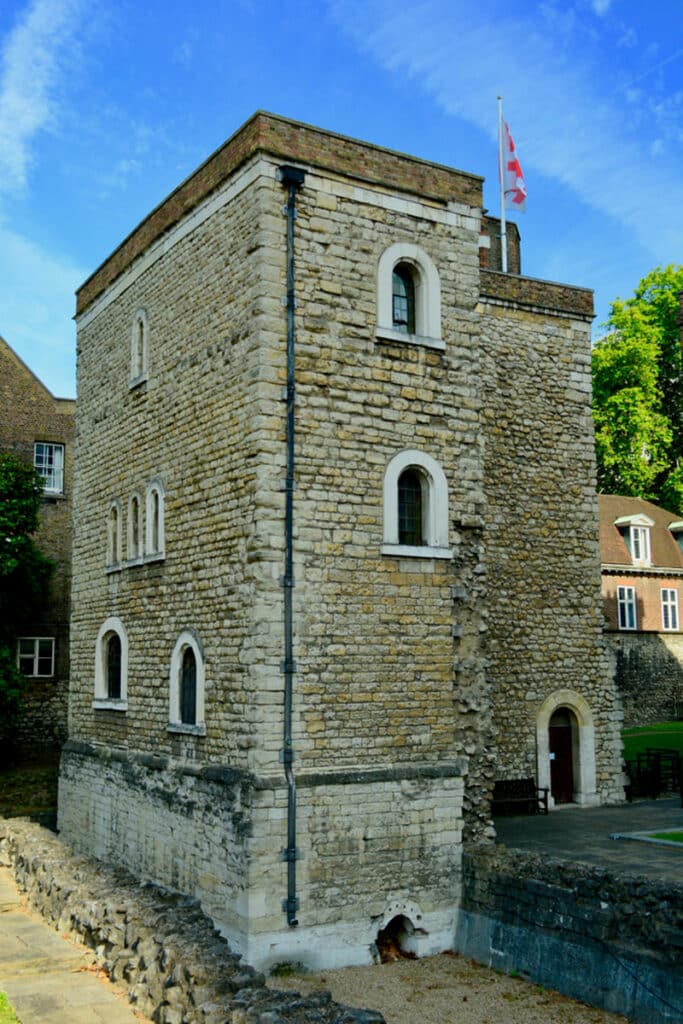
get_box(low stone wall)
[608,632,683,726]
[0,819,384,1024]
[457,844,683,1024]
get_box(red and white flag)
[502,121,527,212]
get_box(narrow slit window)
[392,264,415,334]
[107,633,122,699]
[398,469,423,545]
[180,647,197,725]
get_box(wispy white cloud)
[0,0,85,193]
[590,0,612,15]
[327,0,683,259]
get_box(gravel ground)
[268,952,631,1024]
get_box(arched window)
[94,616,128,708]
[392,264,416,334]
[127,492,143,562]
[180,648,197,725]
[382,450,451,559]
[106,500,122,568]
[130,308,148,385]
[145,480,165,559]
[107,633,122,700]
[376,243,442,350]
[168,631,206,734]
[398,468,424,545]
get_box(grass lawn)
[0,761,58,818]
[0,992,20,1024]
[650,831,683,843]
[622,721,683,761]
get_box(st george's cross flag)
[502,120,527,212]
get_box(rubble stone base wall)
[0,819,384,1024]
[456,845,683,1024]
[59,742,466,970]
[608,633,683,726]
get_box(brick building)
[59,113,624,970]
[0,336,74,750]
[600,493,683,724]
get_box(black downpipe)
[279,164,305,927]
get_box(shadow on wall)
[613,633,683,725]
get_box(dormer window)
[614,513,654,567]
[670,521,683,554]
[629,525,651,565]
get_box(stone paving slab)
[494,796,683,883]
[0,866,147,1024]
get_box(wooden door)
[549,709,574,804]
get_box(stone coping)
[76,111,483,316]
[63,739,467,791]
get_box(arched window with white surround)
[127,492,143,562]
[145,479,165,559]
[130,308,148,386]
[168,631,206,734]
[376,243,443,350]
[382,450,451,559]
[94,616,128,708]
[106,500,122,569]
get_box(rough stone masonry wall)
[457,844,683,1024]
[70,164,271,765]
[0,818,384,1024]
[478,292,624,800]
[608,632,683,726]
[59,740,467,970]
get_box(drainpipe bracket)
[281,847,302,862]
[280,659,297,673]
[282,896,300,915]
[279,748,296,764]
[279,575,295,588]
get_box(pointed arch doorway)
[548,707,576,804]
[536,690,599,807]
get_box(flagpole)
[497,96,508,273]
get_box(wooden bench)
[491,778,549,816]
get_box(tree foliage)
[592,265,683,514]
[0,453,53,744]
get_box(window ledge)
[375,326,445,351]
[105,563,122,574]
[92,699,128,711]
[123,556,144,568]
[129,374,148,391]
[381,543,452,560]
[167,722,206,736]
[144,551,165,564]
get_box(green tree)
[0,454,53,749]
[592,265,683,514]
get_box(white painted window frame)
[376,242,443,351]
[34,441,65,494]
[661,588,679,631]
[130,308,148,387]
[381,449,451,560]
[145,479,165,560]
[168,630,206,735]
[93,616,128,710]
[617,585,637,630]
[630,525,651,566]
[17,636,55,677]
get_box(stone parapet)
[480,269,594,318]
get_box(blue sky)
[1,0,681,398]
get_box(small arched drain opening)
[376,914,418,962]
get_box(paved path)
[494,796,683,883]
[0,867,147,1024]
